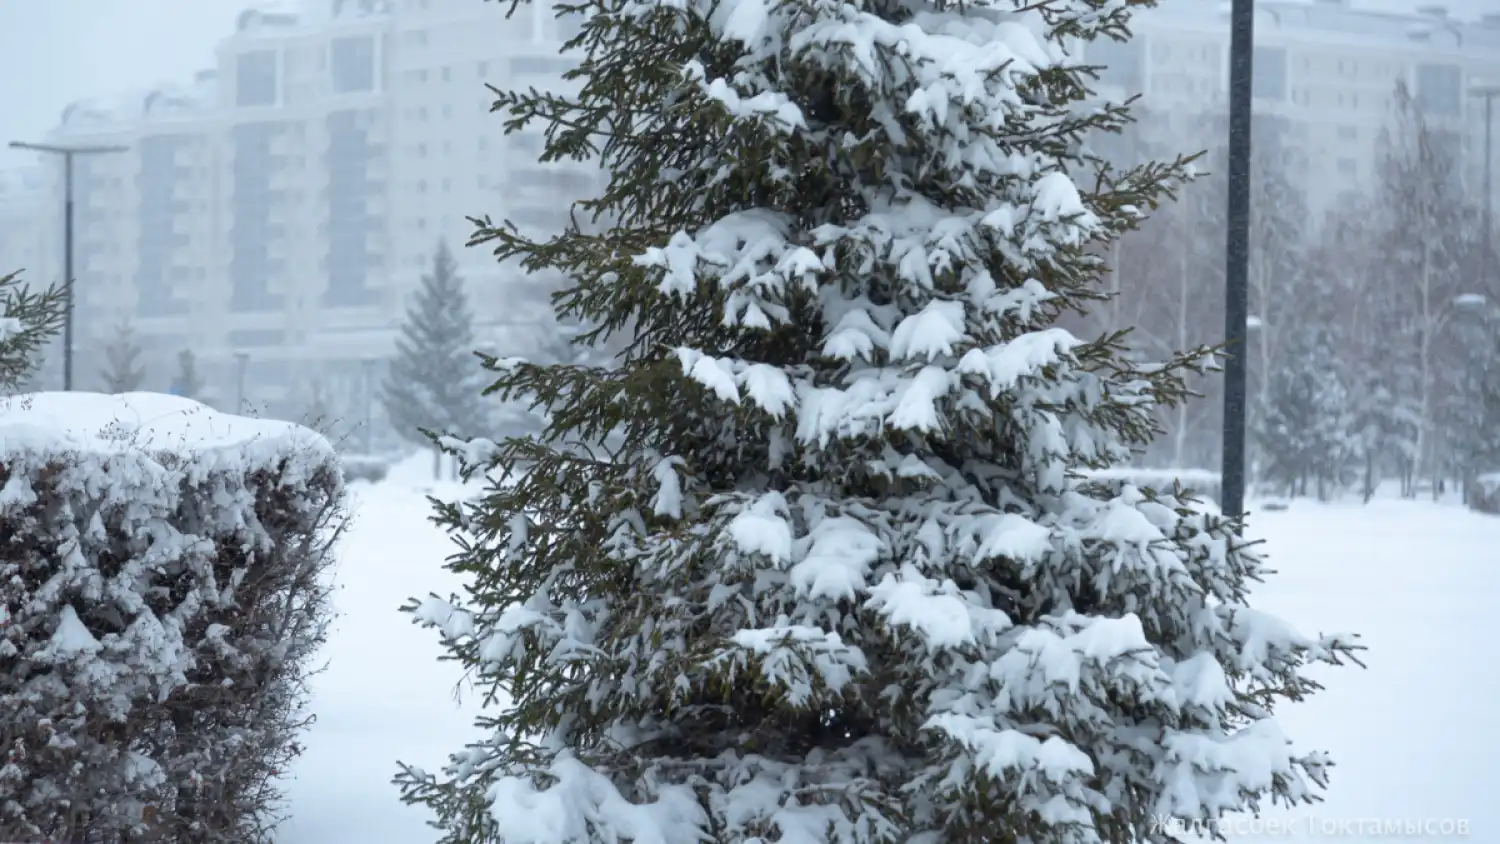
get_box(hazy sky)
[0,0,245,167]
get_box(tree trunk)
[1362,450,1375,503]
[1171,208,1190,467]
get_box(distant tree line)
[1079,79,1499,502]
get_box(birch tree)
[1370,81,1473,495]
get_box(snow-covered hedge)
[1468,473,1500,515]
[0,392,344,843]
[341,451,393,484]
[1081,466,1222,506]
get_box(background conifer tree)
[171,348,203,400]
[0,271,65,393]
[382,241,492,476]
[99,320,147,393]
[399,0,1363,840]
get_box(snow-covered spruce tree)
[0,270,66,392]
[100,319,147,393]
[399,0,1362,840]
[1253,324,1353,499]
[383,240,492,475]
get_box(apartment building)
[1087,1,1500,218]
[13,0,596,418]
[0,166,52,292]
[0,166,62,389]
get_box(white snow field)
[277,456,485,844]
[278,472,1500,843]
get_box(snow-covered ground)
[277,457,485,844]
[278,471,1500,842]
[1213,498,1499,842]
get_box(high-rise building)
[13,0,598,417]
[1088,1,1500,217]
[0,165,52,293]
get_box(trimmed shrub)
[1468,473,1500,515]
[0,391,343,843]
[340,453,392,484]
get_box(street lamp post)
[8,140,129,391]
[1221,0,1257,519]
[1470,84,1498,299]
[361,358,377,453]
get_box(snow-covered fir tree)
[0,271,65,392]
[1253,324,1353,499]
[1441,303,1500,497]
[99,320,147,393]
[382,240,491,473]
[171,348,204,400]
[399,0,1363,840]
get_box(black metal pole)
[9,142,127,392]
[363,359,376,453]
[62,153,75,392]
[1484,93,1493,295]
[1221,0,1255,519]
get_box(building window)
[1337,125,1357,141]
[330,35,377,93]
[1085,36,1144,92]
[1251,114,1291,153]
[1431,130,1463,168]
[1337,158,1357,176]
[405,29,427,46]
[1414,63,1462,117]
[555,9,586,42]
[441,65,451,82]
[509,55,577,76]
[1252,46,1287,102]
[235,50,279,107]
[508,132,545,156]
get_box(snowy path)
[277,483,1500,842]
[277,478,482,844]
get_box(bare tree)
[1369,81,1476,495]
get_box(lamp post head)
[7,140,129,155]
[1453,293,1489,313]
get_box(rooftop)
[1137,0,1500,54]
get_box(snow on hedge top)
[0,391,334,471]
